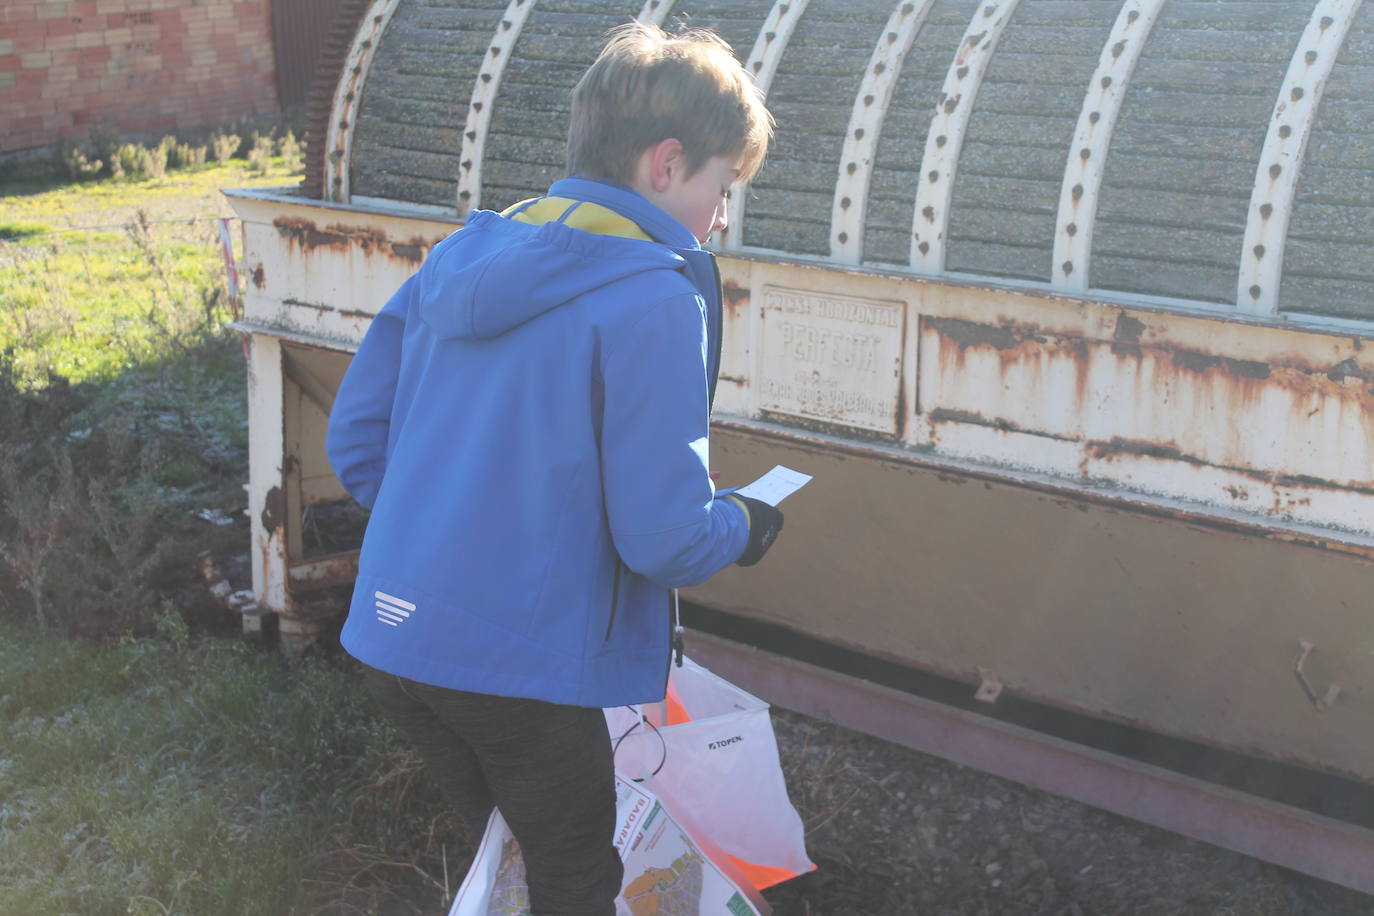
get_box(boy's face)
[636,145,743,243]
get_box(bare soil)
[761,708,1372,916]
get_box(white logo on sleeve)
[375,590,417,627]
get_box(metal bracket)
[975,666,1003,703]
[1294,640,1340,712]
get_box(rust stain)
[289,551,359,589]
[1171,348,1270,381]
[925,315,1026,350]
[718,374,749,386]
[722,280,750,319]
[1089,437,1209,467]
[272,218,440,264]
[1113,312,1145,343]
[931,407,1075,442]
[260,485,286,533]
[251,263,266,289]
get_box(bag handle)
[611,708,667,782]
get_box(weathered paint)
[688,423,1374,785]
[229,187,1374,788]
[227,189,456,348]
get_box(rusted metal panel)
[687,423,1374,784]
[717,254,1374,541]
[685,631,1374,897]
[226,189,457,347]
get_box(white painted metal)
[1052,0,1166,293]
[1237,0,1365,315]
[323,0,401,203]
[909,0,1022,271]
[228,188,1374,546]
[455,0,539,219]
[830,0,934,265]
[247,332,290,613]
[635,0,675,27]
[717,0,810,252]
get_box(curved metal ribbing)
[717,0,810,251]
[301,0,372,200]
[455,0,539,219]
[1237,0,1365,314]
[323,0,401,203]
[1051,0,1166,293]
[829,0,934,265]
[909,0,1022,271]
[636,0,676,26]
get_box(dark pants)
[363,667,623,915]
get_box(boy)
[326,22,782,916]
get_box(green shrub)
[54,138,102,181]
[210,131,241,163]
[170,141,207,170]
[247,134,274,176]
[279,130,303,175]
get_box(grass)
[0,157,472,914]
[0,617,466,915]
[0,159,296,388]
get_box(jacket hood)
[417,208,688,341]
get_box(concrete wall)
[0,0,277,155]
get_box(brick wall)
[0,0,278,155]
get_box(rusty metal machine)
[226,0,1374,893]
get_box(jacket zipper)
[603,557,623,641]
[707,256,724,411]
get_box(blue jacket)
[327,177,751,707]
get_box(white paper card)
[733,465,812,507]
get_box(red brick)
[10,19,49,42]
[3,3,39,24]
[41,111,75,129]
[0,55,18,72]
[44,16,79,36]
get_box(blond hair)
[567,22,773,185]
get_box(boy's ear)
[646,137,685,192]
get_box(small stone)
[986,862,1002,876]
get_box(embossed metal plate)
[757,287,905,435]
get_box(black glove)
[728,494,784,567]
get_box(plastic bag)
[449,773,769,915]
[448,657,812,914]
[606,656,814,891]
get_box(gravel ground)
[759,709,1372,916]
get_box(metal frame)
[1237,0,1365,314]
[1052,0,1166,293]
[909,0,1023,271]
[718,0,810,251]
[636,0,675,27]
[455,0,539,218]
[830,0,935,265]
[323,0,401,203]
[685,630,1374,897]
